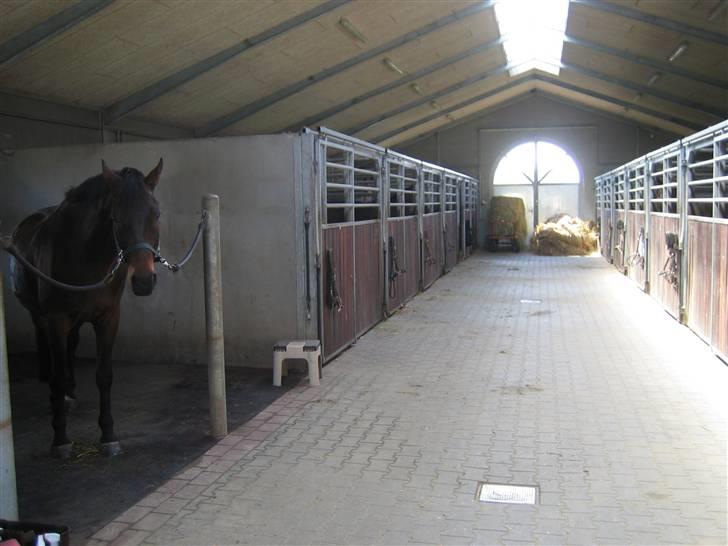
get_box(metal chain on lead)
[0,209,207,292]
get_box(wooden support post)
[202,195,227,439]
[0,266,18,519]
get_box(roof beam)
[0,0,114,67]
[103,0,349,123]
[196,1,496,137]
[283,35,505,132]
[532,74,705,131]
[559,61,726,119]
[571,0,728,46]
[372,73,706,145]
[563,34,728,90]
[370,77,533,144]
[345,62,514,136]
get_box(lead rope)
[423,233,434,266]
[388,235,406,299]
[326,248,343,312]
[0,210,207,292]
[658,232,680,291]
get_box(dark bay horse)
[10,159,163,458]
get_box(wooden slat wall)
[712,224,728,360]
[422,214,442,288]
[648,214,680,318]
[625,211,646,289]
[354,222,383,336]
[322,225,355,359]
[687,219,713,341]
[444,212,458,271]
[386,217,419,313]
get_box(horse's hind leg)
[31,316,51,383]
[94,310,121,456]
[46,314,73,458]
[64,325,80,410]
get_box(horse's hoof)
[64,395,77,412]
[50,443,73,459]
[100,441,123,457]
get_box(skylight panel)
[494,0,570,76]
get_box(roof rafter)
[370,77,534,144]
[345,62,514,136]
[532,75,703,131]
[563,34,728,90]
[103,0,350,123]
[372,72,705,145]
[196,1,496,137]
[559,61,726,119]
[0,0,114,67]
[571,0,728,46]
[283,35,505,132]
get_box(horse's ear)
[101,159,116,181]
[144,158,163,191]
[101,160,122,191]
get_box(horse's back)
[10,207,56,307]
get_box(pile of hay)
[488,196,528,242]
[532,214,598,256]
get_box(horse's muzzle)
[131,273,157,296]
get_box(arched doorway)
[493,141,581,233]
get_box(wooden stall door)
[648,215,680,318]
[422,215,442,289]
[386,217,419,313]
[712,224,728,361]
[625,211,647,289]
[444,212,458,271]
[355,222,383,336]
[687,220,713,341]
[322,226,355,358]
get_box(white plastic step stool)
[273,339,321,387]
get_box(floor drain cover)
[476,483,538,505]
[520,299,542,304]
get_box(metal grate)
[477,483,538,505]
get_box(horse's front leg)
[94,310,122,456]
[64,325,80,410]
[46,314,73,458]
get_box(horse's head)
[102,159,163,296]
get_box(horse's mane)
[64,168,144,204]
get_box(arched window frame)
[493,140,581,187]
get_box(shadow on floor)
[8,353,299,541]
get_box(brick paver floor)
[89,253,727,545]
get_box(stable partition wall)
[625,160,647,290]
[612,170,627,273]
[594,119,728,363]
[600,175,614,261]
[421,164,444,289]
[385,152,420,314]
[684,124,728,360]
[647,144,681,319]
[443,174,459,272]
[461,178,478,258]
[319,132,384,359]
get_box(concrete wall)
[1,134,317,368]
[396,93,679,243]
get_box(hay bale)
[532,214,598,256]
[488,196,528,242]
